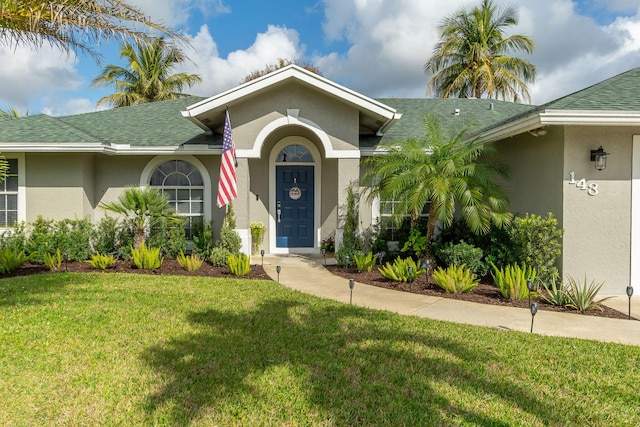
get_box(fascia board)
[0,143,222,156]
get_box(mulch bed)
[2,259,632,320]
[1,259,271,281]
[324,264,633,320]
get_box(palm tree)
[241,58,323,83]
[100,186,178,250]
[92,38,201,108]
[0,106,27,120]
[0,0,185,60]
[424,0,536,103]
[364,115,512,264]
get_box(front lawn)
[1,273,638,426]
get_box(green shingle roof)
[0,96,211,146]
[540,67,640,111]
[362,98,535,147]
[3,67,640,149]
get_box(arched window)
[150,160,204,239]
[276,144,313,162]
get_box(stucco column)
[335,157,360,249]
[235,157,251,254]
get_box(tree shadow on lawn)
[0,271,79,308]
[140,298,583,426]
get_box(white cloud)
[313,0,640,104]
[0,45,81,111]
[127,0,230,28]
[180,24,306,96]
[41,98,104,117]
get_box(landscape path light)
[345,255,350,271]
[260,249,265,267]
[276,265,281,284]
[408,266,414,292]
[349,278,355,305]
[63,253,69,272]
[530,302,538,333]
[527,279,535,307]
[321,248,326,266]
[421,260,430,287]
[627,285,634,320]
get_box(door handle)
[277,209,281,223]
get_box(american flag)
[217,110,238,208]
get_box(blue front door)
[276,165,314,247]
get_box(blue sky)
[1,0,640,116]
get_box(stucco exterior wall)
[562,126,633,295]
[494,127,564,223]
[25,153,95,222]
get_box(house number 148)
[568,171,598,196]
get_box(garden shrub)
[432,264,479,293]
[341,182,362,250]
[192,219,214,260]
[354,251,375,272]
[43,248,63,271]
[0,247,30,273]
[131,243,163,270]
[91,216,120,255]
[437,240,487,277]
[509,213,563,286]
[227,253,251,276]
[176,251,203,272]
[335,244,358,268]
[378,257,425,283]
[25,216,56,262]
[87,253,116,270]
[490,263,537,300]
[148,217,187,258]
[539,272,568,306]
[210,247,232,267]
[400,228,427,259]
[24,216,93,262]
[0,221,27,253]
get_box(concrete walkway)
[258,254,640,346]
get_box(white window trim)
[0,154,26,231]
[140,155,212,222]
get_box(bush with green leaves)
[0,221,27,253]
[491,263,537,300]
[432,264,479,293]
[210,247,232,267]
[91,216,120,255]
[436,240,487,277]
[87,253,117,270]
[400,228,427,259]
[378,257,426,283]
[564,275,612,313]
[354,252,375,272]
[227,253,251,276]
[192,219,214,259]
[0,247,30,273]
[43,249,62,272]
[131,243,163,270]
[341,182,361,250]
[335,244,358,268]
[24,216,93,262]
[509,213,563,286]
[148,217,187,258]
[176,251,203,272]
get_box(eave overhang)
[0,143,222,156]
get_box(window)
[0,159,18,227]
[379,198,429,240]
[276,145,313,162]
[150,160,204,239]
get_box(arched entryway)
[269,137,322,254]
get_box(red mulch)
[324,264,633,320]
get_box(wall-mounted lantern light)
[590,146,608,171]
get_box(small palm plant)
[176,251,203,272]
[491,263,536,300]
[100,186,178,250]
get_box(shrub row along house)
[0,64,639,295]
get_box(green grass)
[1,273,639,426]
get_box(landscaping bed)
[324,264,632,320]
